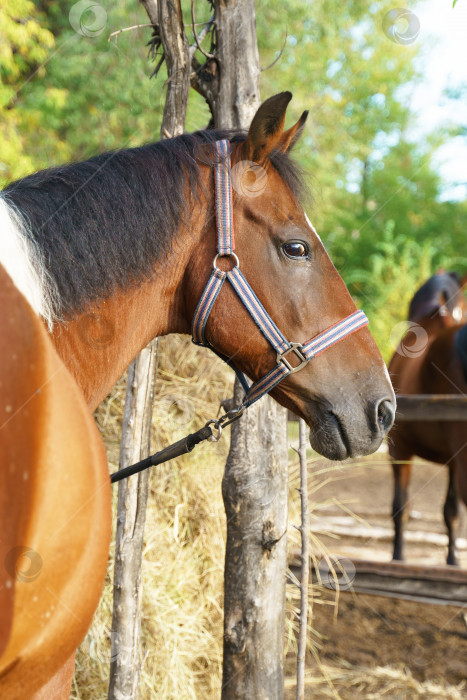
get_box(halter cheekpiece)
[192,139,369,409]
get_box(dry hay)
[71,336,230,699]
[284,664,466,699]
[70,335,464,699]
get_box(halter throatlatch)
[192,139,370,408]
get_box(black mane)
[408,272,462,322]
[2,130,307,321]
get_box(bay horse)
[389,271,467,565]
[0,267,111,699]
[0,92,395,698]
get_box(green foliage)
[1,0,212,181]
[0,1,57,180]
[1,0,466,358]
[0,1,54,81]
[254,0,466,353]
[346,220,441,360]
[1,1,165,178]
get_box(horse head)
[186,93,395,460]
[408,271,467,328]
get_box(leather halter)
[192,139,369,409]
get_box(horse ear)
[243,92,293,163]
[277,110,309,153]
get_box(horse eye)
[282,241,308,259]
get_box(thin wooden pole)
[206,1,289,696]
[296,418,309,700]
[108,340,158,699]
[108,1,190,697]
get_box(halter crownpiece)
[192,139,369,409]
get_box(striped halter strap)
[192,139,369,409]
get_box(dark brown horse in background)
[1,93,395,697]
[389,272,467,565]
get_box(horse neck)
[51,208,208,411]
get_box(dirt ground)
[294,448,467,696]
[305,590,466,684]
[308,448,467,567]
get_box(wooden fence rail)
[289,556,467,608]
[395,394,467,421]
[288,395,467,424]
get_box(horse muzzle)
[306,394,396,461]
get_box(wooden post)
[108,2,189,697]
[202,2,289,697]
[140,0,190,138]
[212,0,261,128]
[222,380,288,699]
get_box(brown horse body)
[389,273,467,565]
[1,94,395,696]
[0,268,111,698]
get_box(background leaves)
[1,0,466,358]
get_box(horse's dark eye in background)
[282,241,309,259]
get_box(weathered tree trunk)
[108,2,189,698]
[212,0,261,128]
[211,5,289,696]
[222,379,288,699]
[108,340,158,699]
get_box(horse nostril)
[375,398,395,435]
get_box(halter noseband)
[192,139,369,409]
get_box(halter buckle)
[277,343,308,374]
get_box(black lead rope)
[110,424,213,484]
[110,407,244,484]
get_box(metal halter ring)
[206,419,223,442]
[213,253,239,271]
